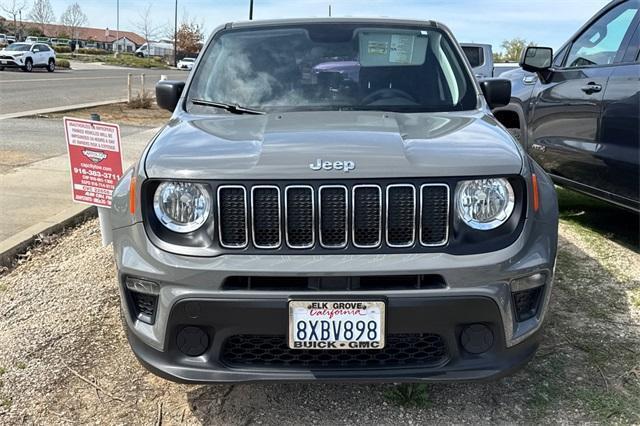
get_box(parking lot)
[0,189,638,424]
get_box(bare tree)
[0,0,28,37]
[29,0,55,33]
[60,2,87,43]
[132,3,163,60]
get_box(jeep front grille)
[214,182,449,250]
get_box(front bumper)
[0,58,22,68]
[113,205,557,383]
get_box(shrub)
[56,59,70,69]
[128,90,154,109]
[77,48,108,55]
[53,45,71,53]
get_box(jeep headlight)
[455,178,515,230]
[13,53,24,57]
[153,181,211,233]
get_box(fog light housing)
[460,323,494,354]
[125,277,159,324]
[511,273,546,322]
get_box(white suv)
[0,42,56,72]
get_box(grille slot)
[513,287,543,321]
[420,184,449,246]
[352,185,382,248]
[221,334,448,369]
[251,186,281,248]
[285,186,314,248]
[217,186,248,248]
[386,184,416,247]
[319,186,348,248]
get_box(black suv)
[494,0,639,212]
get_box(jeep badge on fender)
[110,17,559,384]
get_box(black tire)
[22,58,33,72]
[47,58,55,72]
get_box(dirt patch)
[45,102,171,127]
[0,213,638,424]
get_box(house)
[24,21,145,51]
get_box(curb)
[0,98,128,120]
[0,205,97,269]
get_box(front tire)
[47,58,55,72]
[22,59,33,72]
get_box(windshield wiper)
[191,99,265,115]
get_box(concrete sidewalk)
[0,127,158,245]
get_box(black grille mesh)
[353,186,381,247]
[252,187,280,247]
[221,334,448,369]
[218,187,247,247]
[387,186,415,246]
[513,287,543,321]
[319,187,347,247]
[286,187,314,247]
[421,185,449,245]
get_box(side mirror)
[156,80,185,112]
[479,78,511,109]
[519,46,553,73]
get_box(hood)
[0,49,27,56]
[144,110,523,180]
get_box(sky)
[40,0,611,52]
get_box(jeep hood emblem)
[309,159,355,173]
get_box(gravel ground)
[0,214,638,425]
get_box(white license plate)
[288,300,385,350]
[0,60,6,64]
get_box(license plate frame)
[288,300,386,350]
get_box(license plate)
[0,60,6,64]
[288,300,385,350]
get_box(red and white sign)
[64,117,123,208]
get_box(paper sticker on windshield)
[389,34,415,64]
[368,41,388,55]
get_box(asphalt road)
[0,66,185,116]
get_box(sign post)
[63,117,124,246]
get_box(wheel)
[47,59,55,72]
[22,58,33,72]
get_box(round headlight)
[455,178,515,230]
[153,182,211,233]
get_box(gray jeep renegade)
[110,18,559,383]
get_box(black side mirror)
[479,78,511,109]
[156,80,185,112]
[519,46,553,73]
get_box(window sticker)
[368,41,389,56]
[389,34,415,64]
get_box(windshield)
[187,23,477,113]
[5,43,31,51]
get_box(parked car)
[0,42,56,72]
[0,34,8,48]
[24,36,52,45]
[110,17,558,384]
[135,40,173,58]
[177,57,195,70]
[494,0,639,212]
[6,36,15,45]
[50,38,70,46]
[461,43,494,78]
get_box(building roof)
[27,21,145,45]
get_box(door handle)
[581,83,602,94]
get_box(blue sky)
[44,0,610,52]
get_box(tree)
[176,16,204,53]
[29,0,55,33]
[60,2,87,43]
[0,0,28,37]
[132,3,163,52]
[494,38,537,63]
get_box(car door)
[31,44,45,65]
[527,1,639,193]
[598,19,640,209]
[37,44,50,65]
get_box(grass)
[0,397,11,409]
[0,367,5,375]
[16,362,26,370]
[384,384,431,407]
[59,52,169,69]
[557,187,639,251]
